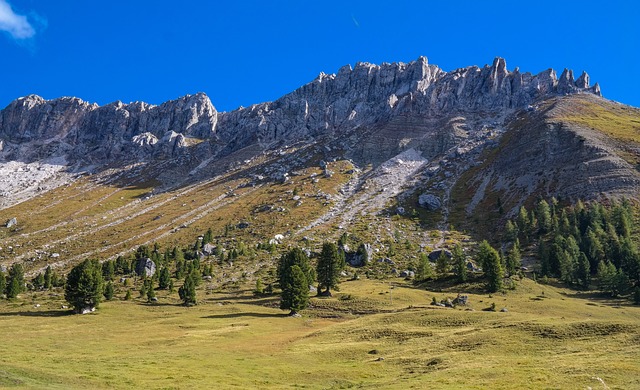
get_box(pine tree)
[5,263,25,299]
[178,274,197,306]
[64,259,105,313]
[477,241,503,292]
[277,247,314,290]
[506,240,521,277]
[125,290,132,300]
[102,260,115,281]
[504,220,518,243]
[576,252,591,289]
[158,266,171,289]
[146,279,156,302]
[104,281,114,300]
[633,286,640,305]
[44,265,53,290]
[316,242,343,296]
[536,199,552,234]
[452,244,467,283]
[280,265,309,316]
[516,206,530,241]
[416,253,434,281]
[435,251,450,279]
[0,270,5,296]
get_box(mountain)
[0,56,638,273]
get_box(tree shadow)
[0,310,73,317]
[202,312,289,319]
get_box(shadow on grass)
[0,310,73,317]
[202,312,289,319]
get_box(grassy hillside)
[0,277,638,389]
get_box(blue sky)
[1,0,638,112]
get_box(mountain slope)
[1,56,639,273]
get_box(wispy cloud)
[0,0,35,40]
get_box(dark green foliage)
[416,253,434,281]
[452,244,467,283]
[576,252,591,289]
[505,240,521,277]
[44,265,53,290]
[0,270,5,296]
[179,274,197,306]
[102,260,115,281]
[5,263,25,299]
[277,247,314,289]
[124,290,132,300]
[477,241,503,292]
[158,266,171,289]
[280,265,309,315]
[435,250,450,279]
[316,242,344,295]
[536,199,552,234]
[634,287,640,305]
[146,279,156,302]
[104,281,114,300]
[32,272,45,291]
[64,259,105,313]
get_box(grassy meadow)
[0,277,638,389]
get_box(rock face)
[0,57,600,168]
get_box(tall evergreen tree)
[5,263,25,299]
[477,241,503,292]
[435,251,450,279]
[104,281,114,300]
[536,199,552,234]
[576,252,591,289]
[316,242,344,296]
[0,270,5,296]
[416,253,435,281]
[158,266,171,289]
[64,259,105,313]
[44,265,53,290]
[506,240,522,277]
[452,244,467,283]
[280,265,310,316]
[178,274,197,306]
[277,247,314,289]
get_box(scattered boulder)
[399,270,415,279]
[428,249,452,262]
[135,258,156,278]
[5,217,17,228]
[202,243,217,256]
[237,221,250,229]
[500,307,509,312]
[418,193,441,211]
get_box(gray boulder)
[418,194,441,211]
[135,258,156,278]
[428,249,452,262]
[5,217,17,228]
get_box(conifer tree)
[178,274,197,306]
[506,240,521,277]
[477,241,503,292]
[280,265,309,316]
[435,251,450,279]
[576,252,591,289]
[44,265,53,290]
[5,263,25,299]
[104,281,114,300]
[146,279,156,302]
[416,253,434,281]
[452,244,467,283]
[158,266,171,289]
[64,259,105,313]
[0,270,5,296]
[316,242,344,296]
[277,247,314,289]
[536,199,552,234]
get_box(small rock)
[500,307,508,312]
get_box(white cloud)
[0,0,35,39]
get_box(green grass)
[0,277,638,389]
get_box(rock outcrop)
[0,57,600,168]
